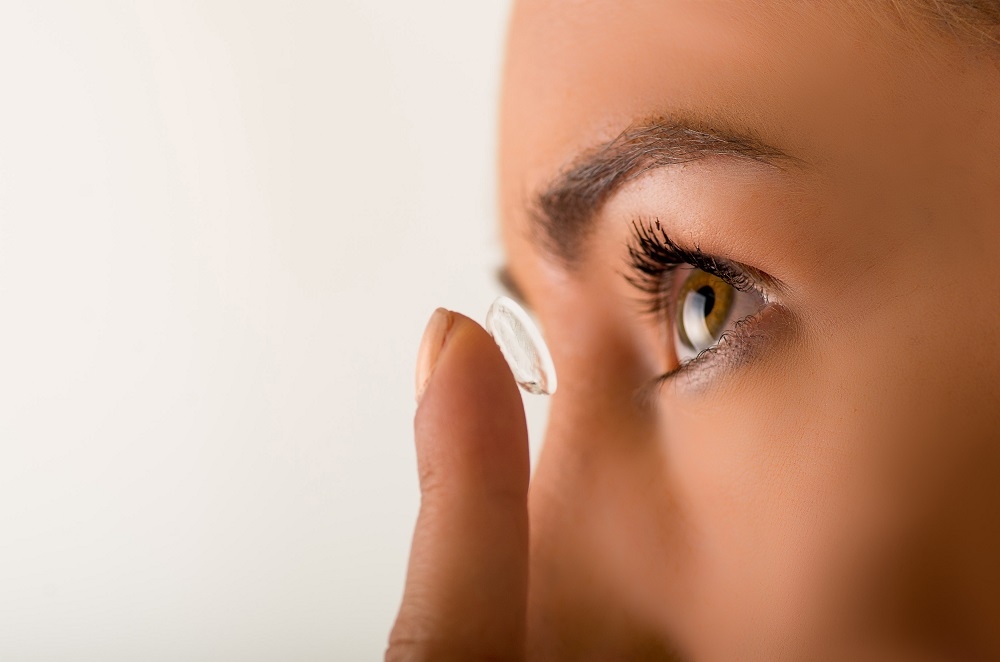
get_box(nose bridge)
[528,328,664,540]
[542,330,658,457]
[525,350,684,653]
[544,384,639,459]
[528,297,670,529]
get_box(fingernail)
[415,308,454,403]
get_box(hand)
[386,309,531,662]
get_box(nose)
[524,339,683,658]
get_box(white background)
[0,2,551,659]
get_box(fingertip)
[422,310,522,407]
[414,311,528,494]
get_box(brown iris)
[675,269,735,353]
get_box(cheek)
[655,336,928,646]
[656,292,1000,649]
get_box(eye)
[673,267,766,363]
[625,218,780,381]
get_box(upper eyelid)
[625,217,784,299]
[625,219,752,308]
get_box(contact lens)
[485,295,557,395]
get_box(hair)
[913,0,1000,44]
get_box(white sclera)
[485,295,557,395]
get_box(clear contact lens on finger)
[485,295,557,396]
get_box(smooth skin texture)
[389,1,1000,659]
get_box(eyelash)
[625,217,760,315]
[624,217,774,387]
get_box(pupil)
[697,285,715,317]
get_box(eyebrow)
[529,116,802,266]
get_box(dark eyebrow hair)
[529,116,802,265]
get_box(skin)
[388,1,1000,659]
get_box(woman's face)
[498,1,1000,657]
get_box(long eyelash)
[625,217,757,314]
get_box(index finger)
[386,310,530,662]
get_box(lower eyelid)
[646,302,793,397]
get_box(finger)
[387,309,530,662]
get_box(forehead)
[501,2,793,190]
[497,0,945,237]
